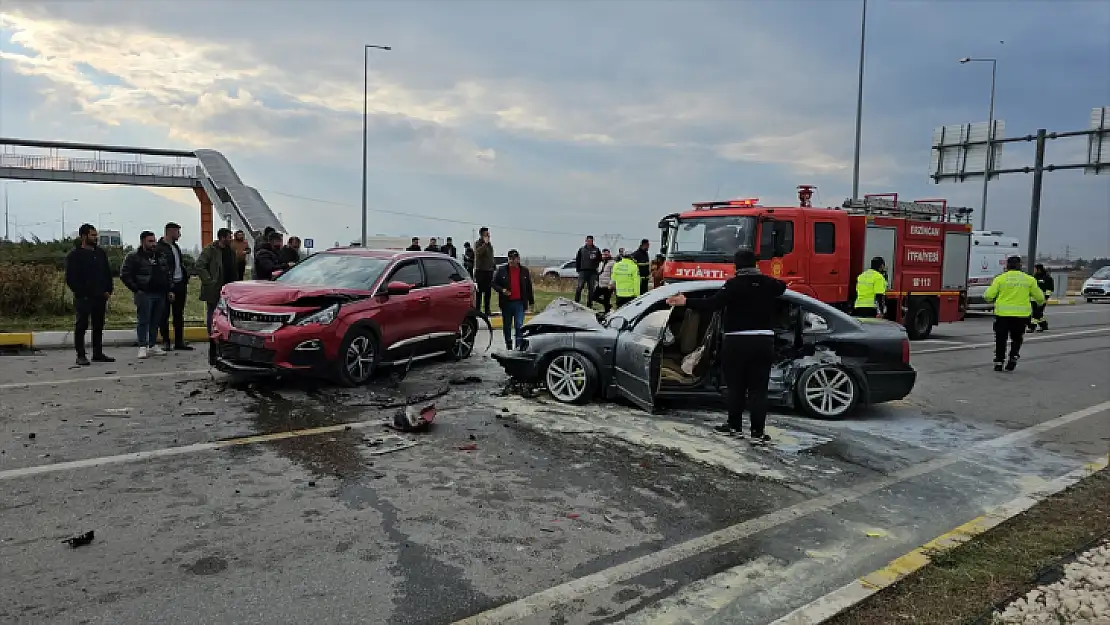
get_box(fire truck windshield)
[668,215,757,260]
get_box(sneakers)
[713,424,746,438]
[1038,321,1048,332]
[148,345,167,356]
[749,433,771,446]
[91,354,115,363]
[76,355,91,366]
[137,346,149,359]
[994,361,1004,372]
[1005,357,1018,372]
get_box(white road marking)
[0,368,210,390]
[916,339,964,345]
[913,327,1110,355]
[451,400,1110,625]
[1042,308,1110,316]
[0,415,417,481]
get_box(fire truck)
[657,186,974,339]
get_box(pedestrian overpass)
[0,137,285,245]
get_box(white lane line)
[914,327,1110,355]
[1043,308,1110,316]
[0,416,410,481]
[0,368,210,390]
[451,400,1110,625]
[915,339,964,345]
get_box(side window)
[803,309,830,333]
[423,258,465,286]
[632,309,671,338]
[780,220,795,254]
[388,261,424,288]
[814,222,836,254]
[563,261,575,269]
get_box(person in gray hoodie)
[594,249,615,313]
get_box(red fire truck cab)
[657,188,975,339]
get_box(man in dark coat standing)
[65,224,116,366]
[157,222,193,351]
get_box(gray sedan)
[492,281,916,419]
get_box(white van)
[967,231,1021,309]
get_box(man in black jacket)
[441,237,457,258]
[254,231,284,280]
[491,249,535,350]
[121,230,172,358]
[278,236,302,269]
[666,250,787,445]
[631,238,651,295]
[65,224,116,366]
[1030,264,1054,332]
[425,237,441,253]
[573,235,601,307]
[157,222,193,351]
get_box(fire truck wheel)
[905,304,934,340]
[796,365,859,419]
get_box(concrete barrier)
[0,316,530,349]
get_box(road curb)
[1046,299,1076,306]
[0,318,529,349]
[0,327,210,349]
[768,456,1110,625]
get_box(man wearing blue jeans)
[120,230,172,359]
[491,249,535,350]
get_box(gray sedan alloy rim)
[346,336,376,382]
[453,321,476,358]
[802,366,855,417]
[546,354,588,402]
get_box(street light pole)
[2,180,27,242]
[361,44,392,248]
[61,199,78,240]
[851,0,867,201]
[960,56,998,231]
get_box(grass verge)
[825,466,1110,625]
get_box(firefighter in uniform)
[853,256,887,318]
[984,256,1045,372]
[1029,264,1054,332]
[611,253,642,308]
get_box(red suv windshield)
[275,253,390,290]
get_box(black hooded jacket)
[64,243,114,299]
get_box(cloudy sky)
[1,0,1108,258]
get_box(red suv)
[210,249,479,385]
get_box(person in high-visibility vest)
[984,255,1045,372]
[1029,263,1054,332]
[853,256,887,319]
[611,254,641,308]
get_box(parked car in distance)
[543,260,578,279]
[1082,266,1110,302]
[211,249,480,385]
[493,281,916,419]
[967,231,1021,310]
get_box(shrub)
[0,264,65,316]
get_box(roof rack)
[841,193,974,223]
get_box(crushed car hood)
[222,281,370,306]
[523,297,604,332]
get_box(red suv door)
[421,256,473,334]
[376,259,430,355]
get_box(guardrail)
[0,153,200,179]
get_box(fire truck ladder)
[841,194,974,224]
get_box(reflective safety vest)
[854,269,887,309]
[984,270,1045,317]
[612,258,641,298]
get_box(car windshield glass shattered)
[274,254,389,290]
[670,215,757,258]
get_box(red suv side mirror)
[385,281,412,296]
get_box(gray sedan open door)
[611,308,671,412]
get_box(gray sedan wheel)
[796,365,859,419]
[543,352,597,404]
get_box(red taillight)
[902,339,911,364]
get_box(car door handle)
[786,271,798,276]
[642,349,652,356]
[417,296,431,303]
[830,270,839,275]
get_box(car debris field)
[1,303,1108,624]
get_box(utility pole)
[850,0,868,201]
[361,44,392,249]
[1025,129,1047,269]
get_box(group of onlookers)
[570,236,663,314]
[63,222,305,365]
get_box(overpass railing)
[0,153,201,179]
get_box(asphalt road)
[1,303,1107,624]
